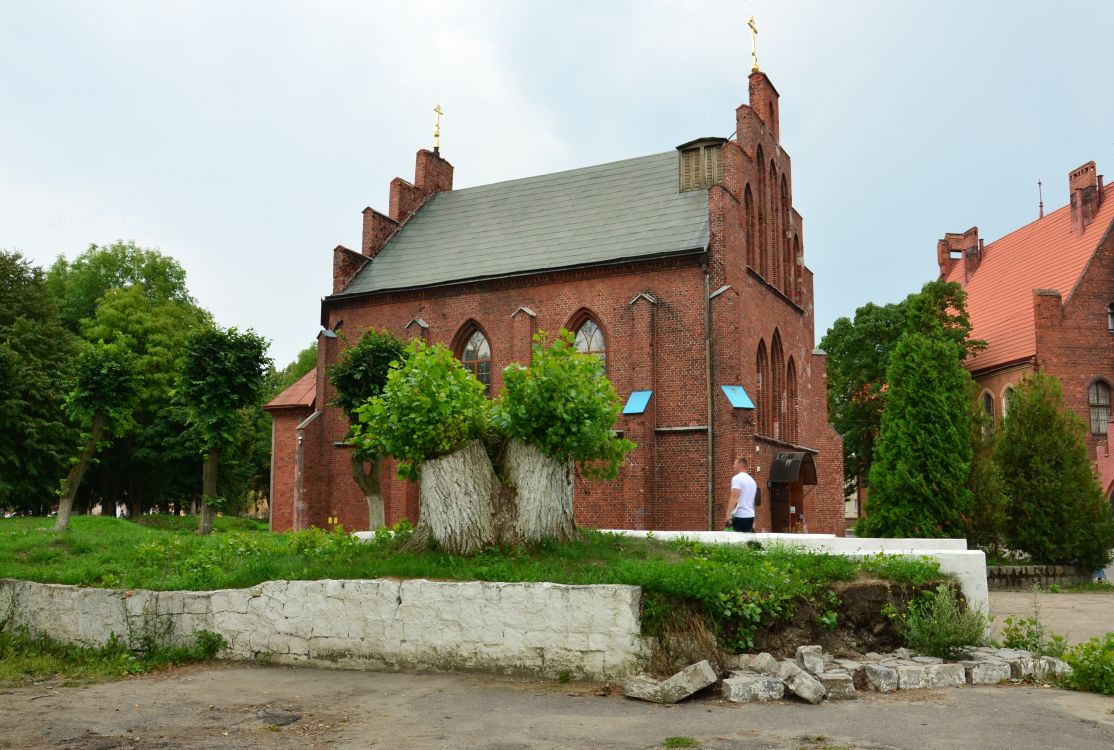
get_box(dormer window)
[677,137,727,192]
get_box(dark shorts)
[731,516,754,532]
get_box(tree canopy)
[857,292,974,537]
[0,251,78,514]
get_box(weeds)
[1063,633,1114,695]
[663,738,700,748]
[887,584,988,659]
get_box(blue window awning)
[622,390,653,415]
[720,385,755,409]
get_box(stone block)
[893,647,914,659]
[722,673,785,703]
[818,671,856,700]
[748,652,782,676]
[863,664,898,693]
[778,659,827,704]
[925,663,965,687]
[624,661,717,704]
[1033,656,1072,681]
[912,656,943,664]
[896,665,930,690]
[963,660,1011,685]
[796,645,826,674]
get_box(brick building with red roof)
[264,68,845,535]
[937,161,1114,499]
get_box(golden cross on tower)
[433,104,444,154]
[748,16,760,72]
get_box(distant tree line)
[0,242,310,532]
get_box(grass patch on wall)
[0,516,944,653]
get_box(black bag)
[754,486,762,507]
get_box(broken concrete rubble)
[623,660,717,704]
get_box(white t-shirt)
[731,471,757,518]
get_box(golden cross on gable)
[433,104,444,152]
[748,16,760,72]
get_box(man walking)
[725,456,757,532]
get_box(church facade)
[937,160,1114,499]
[265,69,845,535]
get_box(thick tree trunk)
[198,447,219,536]
[350,453,386,530]
[415,440,501,555]
[54,413,107,532]
[410,439,577,554]
[502,440,578,544]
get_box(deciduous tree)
[179,326,271,535]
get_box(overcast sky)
[3,1,1112,366]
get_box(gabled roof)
[263,368,316,411]
[946,183,1114,373]
[336,150,710,297]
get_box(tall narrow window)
[781,174,791,294]
[461,330,492,394]
[1002,386,1015,417]
[574,319,606,364]
[744,184,756,270]
[1107,303,1114,332]
[768,161,778,283]
[981,392,995,435]
[756,341,769,435]
[771,332,784,440]
[756,146,767,280]
[1090,380,1111,435]
[786,358,798,443]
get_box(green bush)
[353,340,489,480]
[994,373,1114,571]
[890,584,988,659]
[1000,615,1067,658]
[1063,633,1114,695]
[492,330,634,479]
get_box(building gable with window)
[265,69,845,534]
[937,160,1114,498]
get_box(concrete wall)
[0,578,647,681]
[603,530,987,613]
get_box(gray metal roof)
[338,150,709,296]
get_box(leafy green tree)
[354,339,489,482]
[179,326,271,535]
[857,292,974,537]
[0,251,78,515]
[328,329,405,528]
[493,330,634,480]
[54,344,139,531]
[46,240,193,332]
[994,373,1114,570]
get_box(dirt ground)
[2,590,1114,749]
[2,663,1114,750]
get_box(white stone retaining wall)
[0,578,647,680]
[604,530,988,614]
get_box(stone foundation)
[986,565,1089,591]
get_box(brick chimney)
[1069,160,1104,232]
[936,227,980,280]
[748,71,780,142]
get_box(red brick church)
[265,67,845,535]
[937,160,1114,500]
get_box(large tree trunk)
[54,413,107,532]
[198,447,219,536]
[502,440,577,544]
[351,453,386,530]
[411,439,577,555]
[415,440,501,555]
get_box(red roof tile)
[264,368,316,410]
[946,184,1114,372]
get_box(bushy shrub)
[1000,614,1067,658]
[492,330,634,479]
[1063,633,1114,695]
[889,584,988,659]
[353,340,489,480]
[994,373,1114,571]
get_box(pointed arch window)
[785,357,798,443]
[1090,380,1111,435]
[744,184,756,270]
[756,340,769,436]
[573,319,606,364]
[771,332,784,440]
[460,330,492,394]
